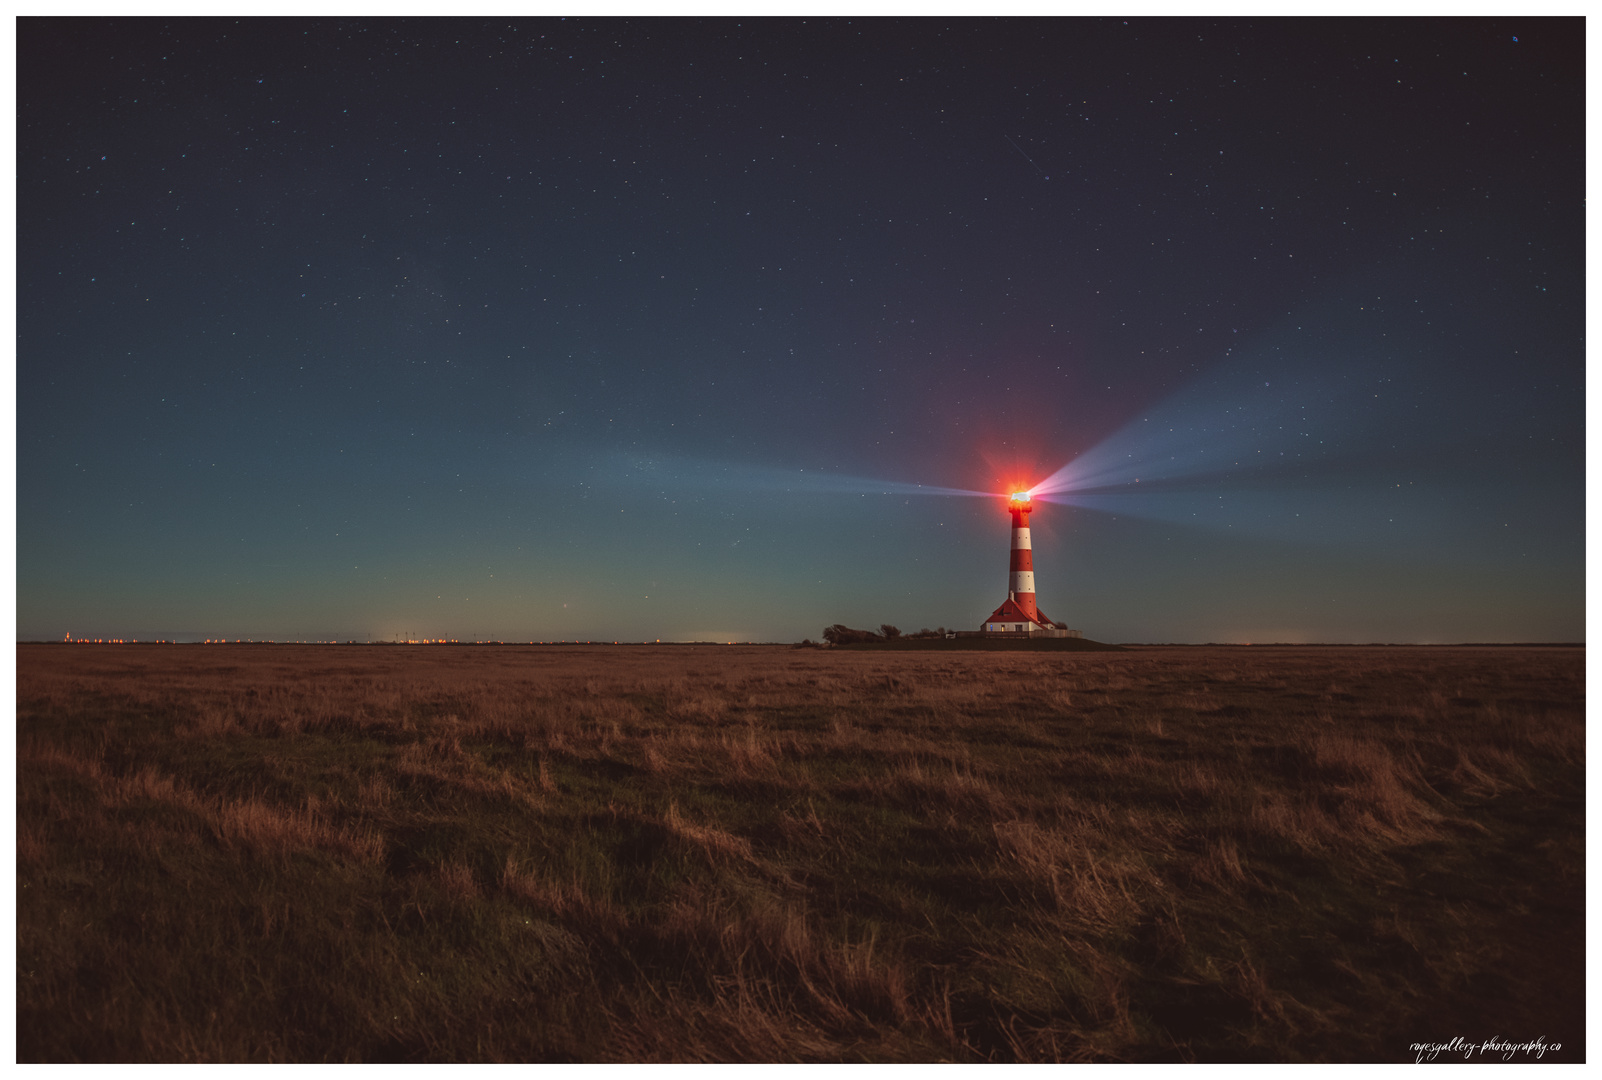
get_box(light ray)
[602,452,992,500]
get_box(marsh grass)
[16,644,1584,1061]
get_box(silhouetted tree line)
[813,624,948,646]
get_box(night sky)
[17,17,1584,644]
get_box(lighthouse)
[981,492,1077,636]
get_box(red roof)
[983,597,1056,628]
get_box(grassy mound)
[834,636,1126,651]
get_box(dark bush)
[822,624,884,646]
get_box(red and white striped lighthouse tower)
[1006,493,1039,622]
[982,491,1068,634]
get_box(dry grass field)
[16,642,1585,1062]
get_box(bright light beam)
[1030,325,1396,508]
[604,313,1399,535]
[601,452,993,500]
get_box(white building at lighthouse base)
[981,591,1081,637]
